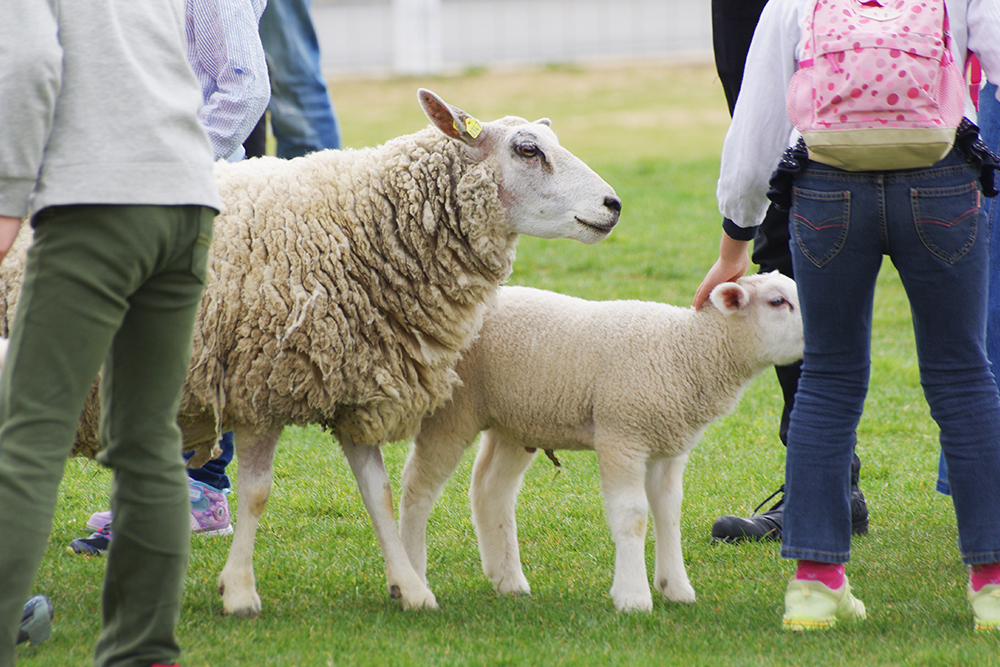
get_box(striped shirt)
[187,0,270,161]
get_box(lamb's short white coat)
[398,273,803,611]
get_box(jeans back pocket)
[792,187,850,268]
[911,182,979,264]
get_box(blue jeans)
[259,0,341,158]
[938,82,1000,495]
[184,430,234,490]
[782,150,1000,566]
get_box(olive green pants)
[0,204,214,667]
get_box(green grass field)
[17,60,997,666]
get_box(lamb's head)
[708,272,804,368]
[418,88,620,245]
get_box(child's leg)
[93,205,213,666]
[0,208,130,661]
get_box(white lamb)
[398,273,803,612]
[0,90,621,615]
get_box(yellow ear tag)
[464,117,482,138]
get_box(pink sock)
[795,560,845,590]
[970,562,1000,592]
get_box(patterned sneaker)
[87,510,113,532]
[189,479,233,536]
[16,595,53,646]
[782,576,866,631]
[969,583,1000,631]
[68,525,112,556]
[81,479,233,539]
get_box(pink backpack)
[786,0,965,171]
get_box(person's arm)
[716,0,801,231]
[693,234,751,309]
[697,0,801,309]
[0,0,61,220]
[189,0,270,161]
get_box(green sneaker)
[782,576,866,631]
[969,583,1000,631]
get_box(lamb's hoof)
[658,579,696,604]
[493,574,531,596]
[613,592,654,613]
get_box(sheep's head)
[709,272,804,368]
[418,89,620,245]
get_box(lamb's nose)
[604,195,622,213]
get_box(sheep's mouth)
[575,216,617,233]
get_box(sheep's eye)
[768,297,787,307]
[516,143,539,158]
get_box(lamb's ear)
[708,282,750,316]
[418,88,486,146]
[535,118,552,126]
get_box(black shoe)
[67,525,111,556]
[849,455,870,535]
[850,486,869,535]
[711,486,785,543]
[711,484,871,543]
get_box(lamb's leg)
[647,453,695,603]
[340,431,438,610]
[218,426,283,617]
[398,415,479,581]
[469,431,536,595]
[597,446,653,612]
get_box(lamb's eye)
[768,297,787,307]
[517,143,539,158]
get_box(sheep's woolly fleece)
[0,119,547,461]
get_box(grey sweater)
[0,0,221,219]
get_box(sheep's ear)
[418,89,486,147]
[708,282,750,316]
[535,118,552,126]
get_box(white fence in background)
[312,0,713,76]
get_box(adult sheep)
[0,90,621,615]
[398,273,803,612]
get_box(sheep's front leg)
[340,432,438,610]
[469,431,536,595]
[597,446,653,612]
[647,454,695,603]
[398,418,479,581]
[218,427,283,617]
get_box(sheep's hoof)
[219,583,263,617]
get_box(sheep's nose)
[604,196,622,214]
